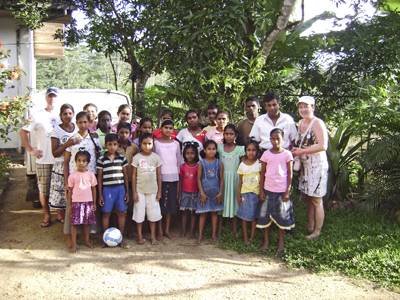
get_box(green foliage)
[2,0,51,29]
[0,153,10,179]
[0,42,30,142]
[326,124,369,201]
[219,201,400,290]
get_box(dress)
[218,144,245,218]
[196,159,223,213]
[295,119,329,198]
[49,124,77,209]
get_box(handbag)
[293,119,316,172]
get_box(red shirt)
[180,163,199,192]
[153,128,178,140]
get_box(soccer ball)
[103,227,122,247]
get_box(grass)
[218,200,400,291]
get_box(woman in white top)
[292,96,329,240]
[49,104,79,223]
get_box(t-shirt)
[97,153,128,186]
[176,128,206,152]
[205,127,224,144]
[118,143,138,181]
[51,124,77,162]
[66,132,100,173]
[96,129,107,150]
[131,152,162,194]
[112,122,137,142]
[23,108,59,164]
[88,121,97,133]
[68,171,97,202]
[237,160,261,194]
[154,140,181,182]
[260,149,293,193]
[180,163,199,192]
[153,128,178,140]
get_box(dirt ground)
[0,167,399,300]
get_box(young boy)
[97,133,129,248]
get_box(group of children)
[52,103,295,255]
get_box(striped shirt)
[97,153,128,186]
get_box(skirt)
[180,192,199,211]
[71,202,96,225]
[49,161,66,209]
[160,181,178,215]
[236,192,259,222]
[299,153,329,198]
[257,191,295,230]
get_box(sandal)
[40,220,51,228]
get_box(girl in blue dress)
[197,140,224,243]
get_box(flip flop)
[40,220,51,228]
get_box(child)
[112,104,136,140]
[97,133,129,248]
[153,109,178,140]
[132,133,162,245]
[133,117,153,147]
[205,111,229,144]
[64,111,100,240]
[83,103,98,132]
[117,122,139,238]
[179,142,200,238]
[154,120,181,239]
[67,150,97,253]
[218,124,245,237]
[197,140,224,243]
[257,128,294,256]
[236,140,261,244]
[96,110,112,149]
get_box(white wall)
[0,17,35,148]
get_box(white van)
[0,89,131,206]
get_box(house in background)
[0,3,74,148]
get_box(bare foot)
[136,238,146,245]
[119,241,130,249]
[211,236,218,242]
[244,239,250,245]
[197,237,203,244]
[84,241,93,248]
[150,238,158,245]
[259,243,269,250]
[69,246,77,253]
[306,232,320,240]
[156,234,163,241]
[275,248,284,258]
[164,232,172,239]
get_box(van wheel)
[26,175,41,208]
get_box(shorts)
[102,184,127,213]
[257,191,295,230]
[71,202,96,225]
[36,163,53,197]
[132,193,162,223]
[160,181,178,215]
[180,192,198,211]
[236,192,260,222]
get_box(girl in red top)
[179,142,200,238]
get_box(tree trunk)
[134,72,149,117]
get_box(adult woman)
[49,104,78,223]
[176,110,207,152]
[292,96,329,240]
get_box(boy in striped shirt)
[97,133,129,247]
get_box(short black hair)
[105,133,119,144]
[245,96,259,105]
[263,91,280,103]
[182,142,200,163]
[117,122,131,132]
[160,108,173,119]
[161,119,174,127]
[217,110,230,118]
[139,116,153,127]
[207,103,218,110]
[270,127,284,137]
[76,111,89,121]
[245,139,261,159]
[75,150,91,163]
[98,110,111,120]
[139,132,153,148]
[185,109,199,121]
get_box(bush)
[0,152,10,180]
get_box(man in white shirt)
[20,87,59,228]
[249,92,297,151]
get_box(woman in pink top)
[154,119,181,239]
[67,150,97,253]
[257,128,294,256]
[205,111,229,144]
[179,142,200,238]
